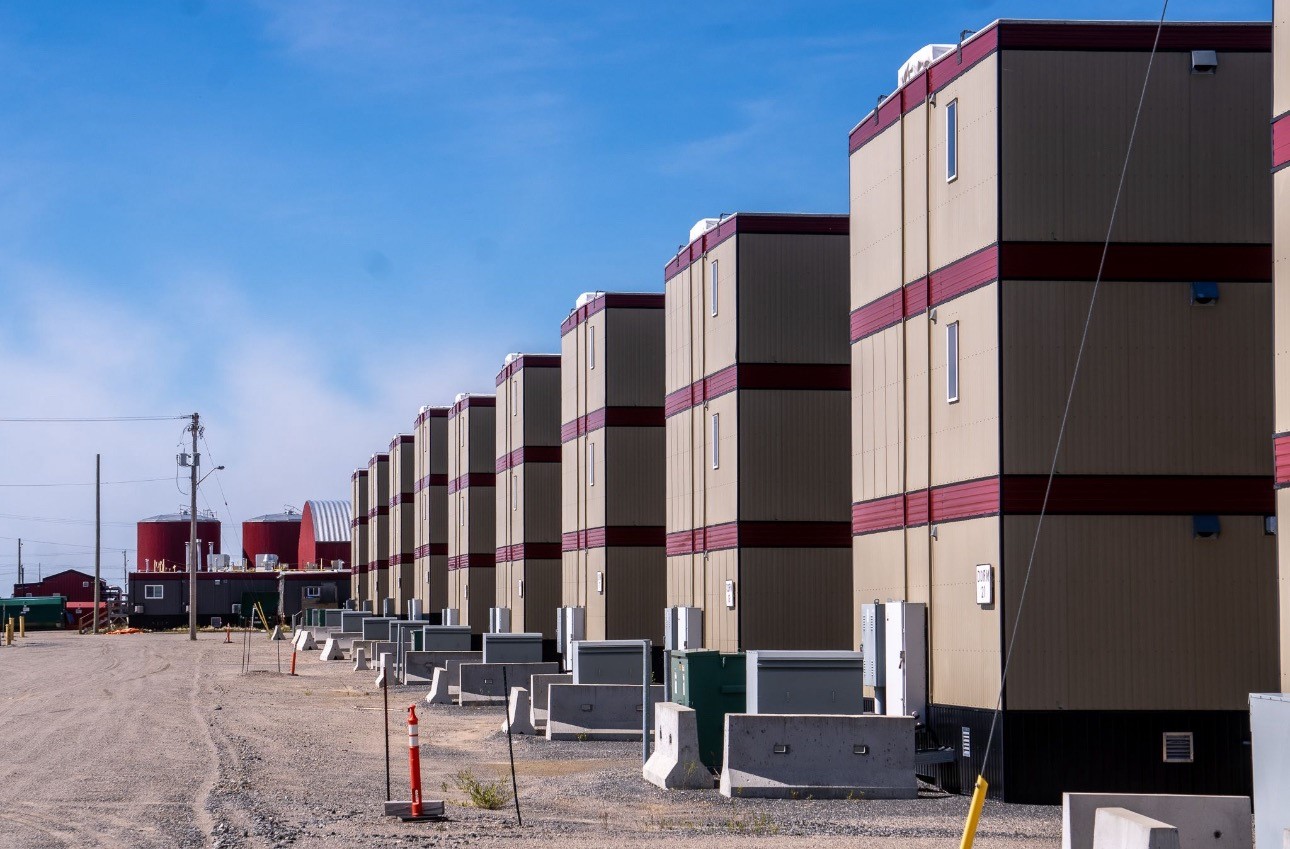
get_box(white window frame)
[946,99,958,183]
[589,326,596,369]
[304,586,321,599]
[947,321,960,404]
[144,584,164,600]
[459,493,465,525]
[512,475,518,511]
[511,381,517,416]
[588,442,596,486]
[711,413,720,469]
[710,259,719,316]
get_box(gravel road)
[0,631,1061,848]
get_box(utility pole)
[16,539,21,587]
[188,412,199,641]
[94,453,101,635]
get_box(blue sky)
[0,0,1269,583]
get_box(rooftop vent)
[504,352,522,365]
[689,218,721,242]
[1162,731,1194,763]
[1191,50,1218,74]
[899,44,954,87]
[454,392,470,404]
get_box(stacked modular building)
[849,20,1276,802]
[447,393,497,633]
[664,213,852,652]
[414,406,450,616]
[495,353,563,637]
[1275,3,1290,693]
[560,292,667,643]
[365,453,390,609]
[298,499,351,569]
[242,510,301,570]
[388,434,416,616]
[349,469,369,606]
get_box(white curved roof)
[303,500,350,543]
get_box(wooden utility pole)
[188,413,199,641]
[93,453,101,634]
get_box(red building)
[137,511,221,572]
[242,510,303,569]
[298,500,351,569]
[13,568,107,603]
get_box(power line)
[0,477,172,488]
[0,415,189,422]
[0,512,133,527]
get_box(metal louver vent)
[961,726,972,758]
[1162,732,1194,764]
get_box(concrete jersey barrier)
[1062,794,1251,849]
[1092,808,1180,849]
[643,702,715,789]
[719,713,916,800]
[546,683,665,741]
[402,651,482,684]
[528,673,572,728]
[459,662,559,705]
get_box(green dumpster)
[669,650,746,771]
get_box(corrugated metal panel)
[304,500,350,544]
[928,516,1001,710]
[928,283,1000,487]
[852,327,906,504]
[517,558,561,637]
[604,547,666,642]
[1002,50,1270,244]
[606,308,665,408]
[740,547,851,650]
[605,427,666,526]
[850,121,905,310]
[739,390,849,522]
[1002,280,1272,476]
[524,463,561,543]
[1002,514,1278,712]
[738,233,850,365]
[901,103,930,284]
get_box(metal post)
[642,639,653,765]
[383,664,392,801]
[502,666,522,826]
[188,413,199,640]
[93,453,101,635]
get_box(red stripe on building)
[414,543,449,558]
[447,553,496,571]
[414,474,449,493]
[495,445,562,472]
[561,526,666,551]
[389,434,414,451]
[850,246,999,343]
[560,293,665,336]
[366,506,389,519]
[1276,434,1290,487]
[389,492,415,507]
[495,542,563,562]
[849,289,905,342]
[447,473,496,494]
[415,406,449,426]
[495,354,561,385]
[1275,115,1290,170]
[390,553,410,566]
[664,214,849,280]
[850,494,905,535]
[350,517,369,528]
[560,406,665,442]
[369,559,389,571]
[448,395,495,418]
[667,521,850,554]
[665,364,849,417]
[1001,474,1274,514]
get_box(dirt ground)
[0,631,1062,848]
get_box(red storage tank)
[242,510,303,569]
[137,511,221,572]
[298,500,351,569]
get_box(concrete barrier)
[425,667,451,704]
[1062,794,1251,849]
[1093,808,1180,849]
[352,646,369,671]
[269,625,285,641]
[402,651,482,684]
[644,703,714,789]
[500,688,535,735]
[295,630,317,651]
[459,662,559,705]
[528,673,572,728]
[374,652,393,687]
[546,683,665,741]
[718,713,916,800]
[319,638,345,661]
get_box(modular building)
[495,353,562,637]
[664,213,852,652]
[366,453,390,608]
[297,499,351,569]
[350,469,370,605]
[388,434,417,615]
[0,596,66,629]
[1273,1,1290,692]
[128,569,351,629]
[13,568,109,604]
[849,20,1275,803]
[136,510,220,572]
[242,510,302,570]
[414,406,450,615]
[447,393,497,633]
[561,292,666,643]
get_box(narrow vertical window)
[512,381,517,416]
[710,259,719,316]
[711,413,720,469]
[947,321,960,403]
[589,326,596,369]
[946,99,958,183]
[512,475,518,511]
[459,493,465,525]
[588,442,595,486]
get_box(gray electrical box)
[488,607,512,634]
[664,606,702,651]
[361,617,396,641]
[745,650,865,715]
[556,606,585,669]
[883,602,927,720]
[1250,692,1290,849]
[340,610,369,633]
[421,625,472,651]
[482,631,543,664]
[860,603,885,688]
[570,640,647,684]
[440,608,460,626]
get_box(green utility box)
[669,650,746,771]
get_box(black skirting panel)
[928,703,1253,805]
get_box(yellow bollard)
[958,775,989,849]
[18,615,25,638]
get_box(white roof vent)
[689,217,721,242]
[575,292,603,309]
[898,44,954,87]
[419,404,433,414]
[504,352,521,365]
[454,392,470,404]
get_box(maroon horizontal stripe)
[560,293,665,336]
[414,474,448,493]
[999,242,1271,283]
[852,477,1000,535]
[1276,435,1290,487]
[850,244,999,343]
[350,470,367,482]
[447,553,496,571]
[390,553,410,566]
[448,472,496,494]
[448,394,496,419]
[1002,475,1273,514]
[495,354,561,385]
[667,521,849,554]
[665,363,849,417]
[560,406,665,442]
[495,542,563,562]
[561,526,666,551]
[366,506,389,519]
[389,434,414,451]
[664,213,848,281]
[389,492,415,507]
[495,445,562,472]
[369,559,388,571]
[349,517,369,528]
[414,543,449,558]
[415,406,449,427]
[1275,115,1290,170]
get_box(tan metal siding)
[929,283,1000,486]
[738,233,851,365]
[1002,280,1272,476]
[739,390,848,522]
[1002,514,1278,711]
[851,122,905,310]
[739,548,852,650]
[902,103,930,284]
[665,415,694,534]
[852,324,906,502]
[1275,167,1290,433]
[927,54,998,270]
[1002,50,1271,245]
[926,517,1000,710]
[1278,489,1290,691]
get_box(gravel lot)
[0,630,1062,848]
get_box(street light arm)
[196,465,226,486]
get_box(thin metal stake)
[501,666,522,826]
[383,662,391,801]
